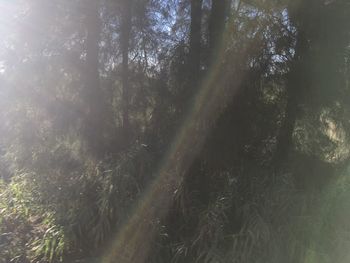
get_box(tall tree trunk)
[84,0,104,156]
[120,0,133,141]
[188,0,203,83]
[273,30,308,168]
[274,0,350,169]
[208,0,228,65]
[273,0,317,169]
[85,0,99,99]
[187,0,227,203]
[180,0,203,113]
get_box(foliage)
[0,0,349,262]
[0,175,67,263]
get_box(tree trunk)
[208,0,228,65]
[273,1,311,169]
[84,0,104,156]
[274,0,350,169]
[120,0,133,141]
[188,0,203,83]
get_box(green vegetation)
[0,0,349,262]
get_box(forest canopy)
[0,0,350,262]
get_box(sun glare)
[0,0,349,262]
[0,1,19,44]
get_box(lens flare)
[101,15,255,263]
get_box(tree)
[83,0,106,156]
[0,0,350,262]
[208,0,228,64]
[188,0,203,84]
[120,0,133,141]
